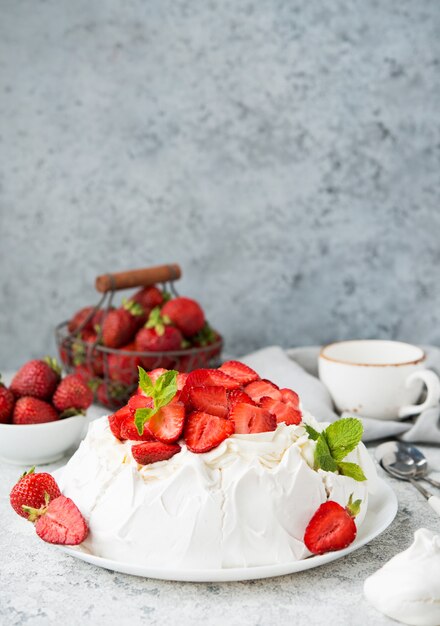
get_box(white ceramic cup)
[318,340,440,420]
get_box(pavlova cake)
[9,361,377,567]
[53,361,376,568]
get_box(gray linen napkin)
[241,345,440,444]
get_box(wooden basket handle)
[95,264,181,293]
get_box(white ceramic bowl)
[0,416,87,465]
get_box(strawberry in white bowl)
[0,358,94,465]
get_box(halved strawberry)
[219,361,260,385]
[184,411,234,453]
[108,405,131,440]
[131,441,181,465]
[229,403,277,434]
[148,402,186,443]
[35,495,89,545]
[227,389,256,410]
[244,379,282,403]
[259,396,302,425]
[189,386,228,418]
[186,368,240,390]
[120,416,156,441]
[280,388,300,407]
[304,500,358,555]
[180,368,240,405]
[128,394,153,413]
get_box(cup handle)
[398,370,440,418]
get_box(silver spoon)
[376,442,440,516]
[375,441,440,488]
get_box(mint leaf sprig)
[134,367,178,435]
[304,418,366,482]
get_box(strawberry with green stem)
[161,297,205,337]
[53,374,93,413]
[129,285,166,315]
[10,357,61,400]
[10,467,61,519]
[304,494,362,555]
[13,397,59,424]
[135,307,183,369]
[102,300,145,349]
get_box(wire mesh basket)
[55,264,222,409]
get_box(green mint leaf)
[154,370,178,409]
[137,367,155,397]
[337,461,366,482]
[134,407,156,435]
[324,418,363,462]
[134,369,178,434]
[304,424,320,441]
[315,433,338,472]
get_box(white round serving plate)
[56,476,397,582]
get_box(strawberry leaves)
[135,367,178,435]
[305,418,366,481]
[146,307,171,336]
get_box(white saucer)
[57,476,397,582]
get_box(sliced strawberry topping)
[185,369,240,390]
[229,403,277,434]
[218,360,260,385]
[108,405,131,440]
[180,368,240,405]
[120,416,156,441]
[227,389,256,409]
[259,396,302,425]
[280,388,300,408]
[184,411,234,453]
[189,386,228,418]
[128,394,153,413]
[148,401,186,443]
[35,496,89,545]
[304,501,357,555]
[176,372,188,390]
[244,379,282,403]
[132,441,181,465]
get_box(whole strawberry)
[72,330,103,376]
[107,343,140,385]
[92,379,128,409]
[161,297,205,337]
[10,467,61,519]
[53,374,93,412]
[135,326,183,369]
[68,306,95,333]
[10,357,61,400]
[129,285,164,314]
[102,300,145,348]
[0,375,15,423]
[13,397,59,425]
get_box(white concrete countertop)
[1,440,440,626]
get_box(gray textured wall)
[1,0,439,369]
